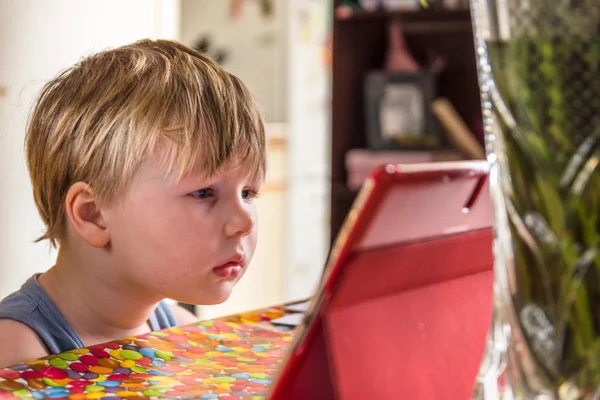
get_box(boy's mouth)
[212,262,243,279]
[213,253,245,279]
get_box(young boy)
[0,39,265,367]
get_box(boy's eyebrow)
[171,170,216,187]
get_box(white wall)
[0,0,180,298]
[180,0,287,123]
[284,0,331,301]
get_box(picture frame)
[364,71,440,150]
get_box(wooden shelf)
[335,8,471,21]
[329,5,481,243]
[337,10,473,34]
[403,21,472,33]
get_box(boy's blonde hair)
[25,39,266,247]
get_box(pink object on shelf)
[345,149,463,190]
[384,22,420,73]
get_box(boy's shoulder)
[0,319,47,368]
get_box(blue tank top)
[0,274,177,354]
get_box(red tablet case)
[269,161,494,400]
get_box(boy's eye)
[242,189,259,200]
[190,188,214,199]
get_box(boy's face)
[101,153,261,305]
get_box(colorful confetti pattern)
[0,307,296,400]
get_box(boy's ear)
[65,182,109,248]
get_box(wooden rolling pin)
[432,98,486,160]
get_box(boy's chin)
[172,284,236,306]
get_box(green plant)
[487,6,600,392]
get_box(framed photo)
[364,71,440,150]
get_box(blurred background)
[0,0,332,319]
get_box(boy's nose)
[223,204,255,238]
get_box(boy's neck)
[39,247,160,347]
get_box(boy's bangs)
[156,72,266,184]
[155,129,265,184]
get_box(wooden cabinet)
[330,3,483,241]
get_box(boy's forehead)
[134,137,264,186]
[138,143,202,176]
[177,157,256,184]
[137,151,257,187]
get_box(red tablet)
[269,161,494,399]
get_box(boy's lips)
[213,253,245,279]
[212,263,243,279]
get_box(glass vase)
[470,0,600,398]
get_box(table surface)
[0,306,297,400]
